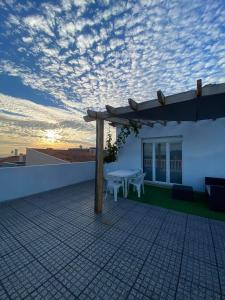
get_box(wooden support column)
[95,118,104,214]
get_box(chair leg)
[104,187,108,201]
[114,187,118,202]
[142,183,145,194]
[137,185,141,198]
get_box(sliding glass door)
[155,143,166,182]
[143,143,153,181]
[143,139,182,184]
[170,142,182,184]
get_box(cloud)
[23,15,54,37]
[22,36,33,43]
[1,0,225,155]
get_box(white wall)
[26,148,68,165]
[117,118,225,191]
[0,161,95,202]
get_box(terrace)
[0,180,224,299]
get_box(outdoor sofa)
[205,177,225,211]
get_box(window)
[155,143,166,182]
[170,142,182,184]
[143,138,182,184]
[143,143,153,181]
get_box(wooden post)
[196,79,202,97]
[95,118,104,213]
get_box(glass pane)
[155,143,166,182]
[143,143,152,181]
[170,142,182,184]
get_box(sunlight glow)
[44,129,59,143]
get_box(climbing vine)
[104,122,142,163]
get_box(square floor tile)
[146,244,182,275]
[104,249,144,286]
[155,231,184,253]
[27,277,75,299]
[132,224,159,242]
[84,221,111,238]
[82,239,118,268]
[0,284,9,300]
[218,268,225,296]
[0,234,21,257]
[184,240,216,265]
[79,270,130,300]
[25,233,61,258]
[0,247,34,280]
[64,229,96,253]
[180,255,220,293]
[38,243,78,274]
[1,260,52,299]
[114,220,137,234]
[55,255,100,297]
[176,278,221,300]
[120,234,153,260]
[50,224,80,242]
[11,226,46,245]
[127,288,152,300]
[134,263,179,300]
[100,227,129,247]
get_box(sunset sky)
[1,0,225,156]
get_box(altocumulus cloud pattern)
[0,0,225,153]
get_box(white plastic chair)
[128,169,142,190]
[129,173,146,198]
[104,176,123,202]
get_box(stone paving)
[0,180,224,299]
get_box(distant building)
[26,148,96,166]
[89,147,96,155]
[0,154,26,167]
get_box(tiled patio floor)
[0,180,224,299]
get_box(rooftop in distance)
[32,148,96,162]
[25,147,96,166]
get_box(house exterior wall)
[117,118,225,191]
[26,148,68,165]
[0,161,95,202]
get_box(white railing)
[0,161,95,202]
[144,159,182,171]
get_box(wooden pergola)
[84,80,225,213]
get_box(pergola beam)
[128,98,139,111]
[107,117,131,126]
[196,79,202,97]
[106,105,156,127]
[157,90,166,105]
[83,82,225,124]
[105,105,117,115]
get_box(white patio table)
[107,169,139,198]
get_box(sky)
[0,0,225,156]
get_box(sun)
[45,130,58,143]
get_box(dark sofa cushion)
[209,185,225,211]
[205,177,225,211]
[205,177,225,187]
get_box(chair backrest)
[137,169,142,176]
[130,168,142,177]
[105,175,121,185]
[134,172,146,183]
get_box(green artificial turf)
[123,184,225,222]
